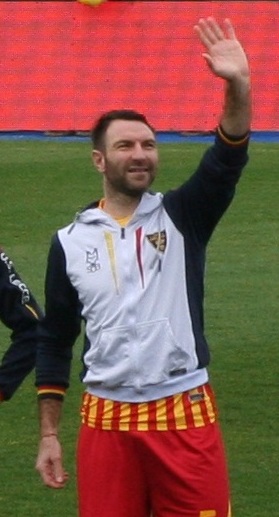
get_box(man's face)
[93,119,159,197]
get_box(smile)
[128,167,149,173]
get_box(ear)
[92,150,105,173]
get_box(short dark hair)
[91,109,155,150]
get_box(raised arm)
[194,17,252,136]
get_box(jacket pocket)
[87,318,191,389]
[135,318,190,386]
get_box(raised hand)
[194,17,249,82]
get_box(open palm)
[194,18,249,81]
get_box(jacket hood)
[69,191,163,231]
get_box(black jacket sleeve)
[163,128,249,245]
[35,234,82,399]
[162,129,249,368]
[0,249,43,401]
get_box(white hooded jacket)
[36,131,249,403]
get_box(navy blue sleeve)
[0,250,43,401]
[35,234,82,397]
[163,130,249,244]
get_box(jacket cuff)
[37,385,66,401]
[217,125,250,146]
[214,125,249,167]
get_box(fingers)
[223,18,236,40]
[36,457,69,488]
[194,17,224,46]
[36,437,69,489]
[194,17,235,47]
[37,464,69,489]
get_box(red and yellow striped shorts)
[80,383,218,431]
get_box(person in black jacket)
[0,248,43,402]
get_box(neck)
[101,192,142,218]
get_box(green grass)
[0,138,279,516]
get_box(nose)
[131,142,146,160]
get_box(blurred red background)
[1,1,278,131]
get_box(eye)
[144,141,156,149]
[117,141,132,150]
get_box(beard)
[104,158,156,198]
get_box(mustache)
[127,158,152,169]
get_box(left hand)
[194,17,249,82]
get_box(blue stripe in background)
[0,131,278,143]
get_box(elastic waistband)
[80,382,218,432]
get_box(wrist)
[41,432,58,439]
[227,73,251,91]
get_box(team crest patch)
[146,230,167,252]
[86,249,100,273]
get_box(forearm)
[38,398,63,437]
[36,397,68,488]
[220,76,252,137]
